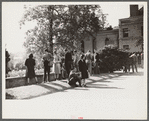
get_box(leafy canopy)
[20,5,105,57]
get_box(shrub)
[98,45,129,73]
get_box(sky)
[2,2,145,54]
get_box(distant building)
[119,5,143,52]
[83,29,119,53]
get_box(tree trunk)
[48,6,53,55]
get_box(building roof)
[97,29,119,35]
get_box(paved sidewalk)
[6,68,144,99]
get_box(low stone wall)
[6,73,55,89]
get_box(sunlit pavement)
[4,68,147,119]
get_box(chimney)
[130,5,139,17]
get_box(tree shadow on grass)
[23,83,71,99]
[20,72,128,99]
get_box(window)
[123,28,128,37]
[123,45,129,50]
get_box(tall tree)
[55,5,103,51]
[20,5,67,56]
[20,5,105,56]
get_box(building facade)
[119,5,143,52]
[83,5,143,53]
[83,29,119,53]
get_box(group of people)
[42,49,91,87]
[24,48,141,86]
[123,52,139,73]
[25,49,94,87]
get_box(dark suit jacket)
[65,52,73,64]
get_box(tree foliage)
[20,5,105,57]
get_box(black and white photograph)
[2,1,147,119]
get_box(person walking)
[78,54,89,87]
[43,49,53,82]
[25,54,38,84]
[85,50,92,76]
[65,49,73,77]
[53,51,61,80]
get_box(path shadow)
[23,83,70,99]
[49,82,69,89]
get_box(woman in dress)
[73,50,80,72]
[25,54,38,84]
[85,50,92,76]
[53,51,61,80]
[78,54,89,87]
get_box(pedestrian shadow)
[83,73,125,90]
[37,83,61,91]
[25,72,134,99]
[23,81,75,99]
[92,73,123,79]
[123,72,144,76]
[87,78,112,83]
[86,83,123,89]
[49,82,69,90]
[73,88,89,91]
[73,83,122,91]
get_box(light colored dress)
[85,52,92,75]
[73,54,80,72]
[53,55,61,74]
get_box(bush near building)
[98,45,129,73]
